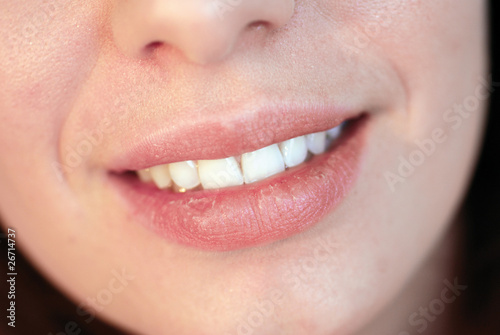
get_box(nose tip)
[112,0,295,64]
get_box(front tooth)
[137,168,153,183]
[169,160,200,190]
[242,144,285,184]
[150,164,172,189]
[198,157,244,190]
[279,136,308,168]
[326,123,343,140]
[306,131,327,155]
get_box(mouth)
[134,121,347,192]
[107,107,370,251]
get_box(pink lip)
[108,114,369,251]
[107,103,360,172]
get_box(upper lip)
[107,101,365,173]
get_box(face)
[0,0,487,334]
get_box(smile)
[135,122,346,192]
[108,106,370,251]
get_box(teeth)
[136,122,348,191]
[326,123,344,141]
[242,144,285,184]
[149,164,172,189]
[137,168,153,183]
[279,136,308,168]
[305,131,327,155]
[168,160,200,190]
[198,158,244,190]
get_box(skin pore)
[0,1,487,334]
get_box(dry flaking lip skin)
[109,115,368,251]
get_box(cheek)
[373,0,487,254]
[0,1,106,276]
[342,0,488,198]
[0,1,105,190]
[383,0,488,201]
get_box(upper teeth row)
[136,123,345,192]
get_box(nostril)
[112,0,295,64]
[146,41,163,50]
[247,20,269,31]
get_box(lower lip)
[109,116,369,251]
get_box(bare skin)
[0,1,488,334]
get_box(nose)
[112,0,295,64]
